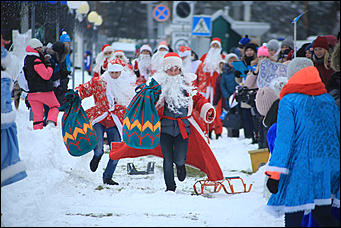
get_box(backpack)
[122,78,162,149]
[60,90,98,156]
[16,67,29,92]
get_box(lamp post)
[77,2,90,84]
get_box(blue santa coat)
[266,92,340,216]
[1,74,27,187]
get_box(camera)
[236,86,258,107]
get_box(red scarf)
[280,66,327,99]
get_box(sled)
[127,162,155,175]
[193,176,252,195]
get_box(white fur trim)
[162,56,182,70]
[140,45,152,54]
[110,113,123,138]
[108,63,123,72]
[1,110,16,124]
[25,51,40,57]
[158,45,169,51]
[179,50,191,57]
[1,160,26,183]
[91,112,108,126]
[265,198,335,217]
[332,198,340,208]
[210,40,221,47]
[200,103,216,124]
[188,117,210,145]
[103,46,113,53]
[183,73,197,82]
[265,165,290,174]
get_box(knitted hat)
[312,36,329,50]
[178,46,191,57]
[28,38,43,49]
[287,57,314,79]
[244,43,258,53]
[101,44,113,53]
[60,31,71,43]
[225,53,239,63]
[239,35,251,47]
[210,37,221,47]
[162,52,182,70]
[140,44,152,54]
[267,39,280,51]
[108,59,124,72]
[257,45,269,57]
[158,41,169,51]
[255,87,279,116]
[281,38,294,49]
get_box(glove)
[265,171,281,194]
[266,178,279,194]
[206,109,215,122]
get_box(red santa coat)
[75,76,126,134]
[109,75,224,181]
[195,53,226,135]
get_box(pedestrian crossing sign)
[192,16,211,36]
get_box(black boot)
[90,155,101,172]
[216,134,221,139]
[208,131,212,139]
[176,165,186,182]
[103,178,119,185]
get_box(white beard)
[138,54,151,78]
[182,56,192,73]
[151,50,168,73]
[203,47,222,73]
[153,71,194,114]
[101,71,136,108]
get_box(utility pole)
[141,1,156,48]
[20,2,29,33]
[31,2,35,38]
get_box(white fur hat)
[162,52,182,70]
[108,59,124,72]
[225,53,239,63]
[140,44,152,54]
[28,38,43,49]
[178,46,191,57]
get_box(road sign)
[153,4,170,22]
[192,16,211,36]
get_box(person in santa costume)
[75,59,136,185]
[93,44,113,78]
[132,44,153,85]
[150,41,169,75]
[195,37,226,139]
[178,45,201,74]
[109,52,224,192]
[111,50,130,64]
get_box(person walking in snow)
[75,59,136,185]
[264,57,340,227]
[24,38,59,130]
[132,44,153,85]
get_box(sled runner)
[193,176,252,195]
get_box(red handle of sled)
[193,177,252,195]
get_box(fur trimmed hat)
[101,44,113,53]
[108,59,124,72]
[140,44,152,54]
[210,37,221,47]
[225,53,239,63]
[28,38,43,49]
[255,87,279,116]
[267,39,280,51]
[178,46,191,57]
[158,41,169,51]
[162,52,182,70]
[287,57,314,79]
[312,36,329,50]
[244,42,258,53]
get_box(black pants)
[285,205,340,227]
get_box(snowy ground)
[1,70,284,227]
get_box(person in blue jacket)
[264,57,340,227]
[84,50,92,75]
[1,46,27,187]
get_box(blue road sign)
[153,4,170,22]
[192,16,211,36]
